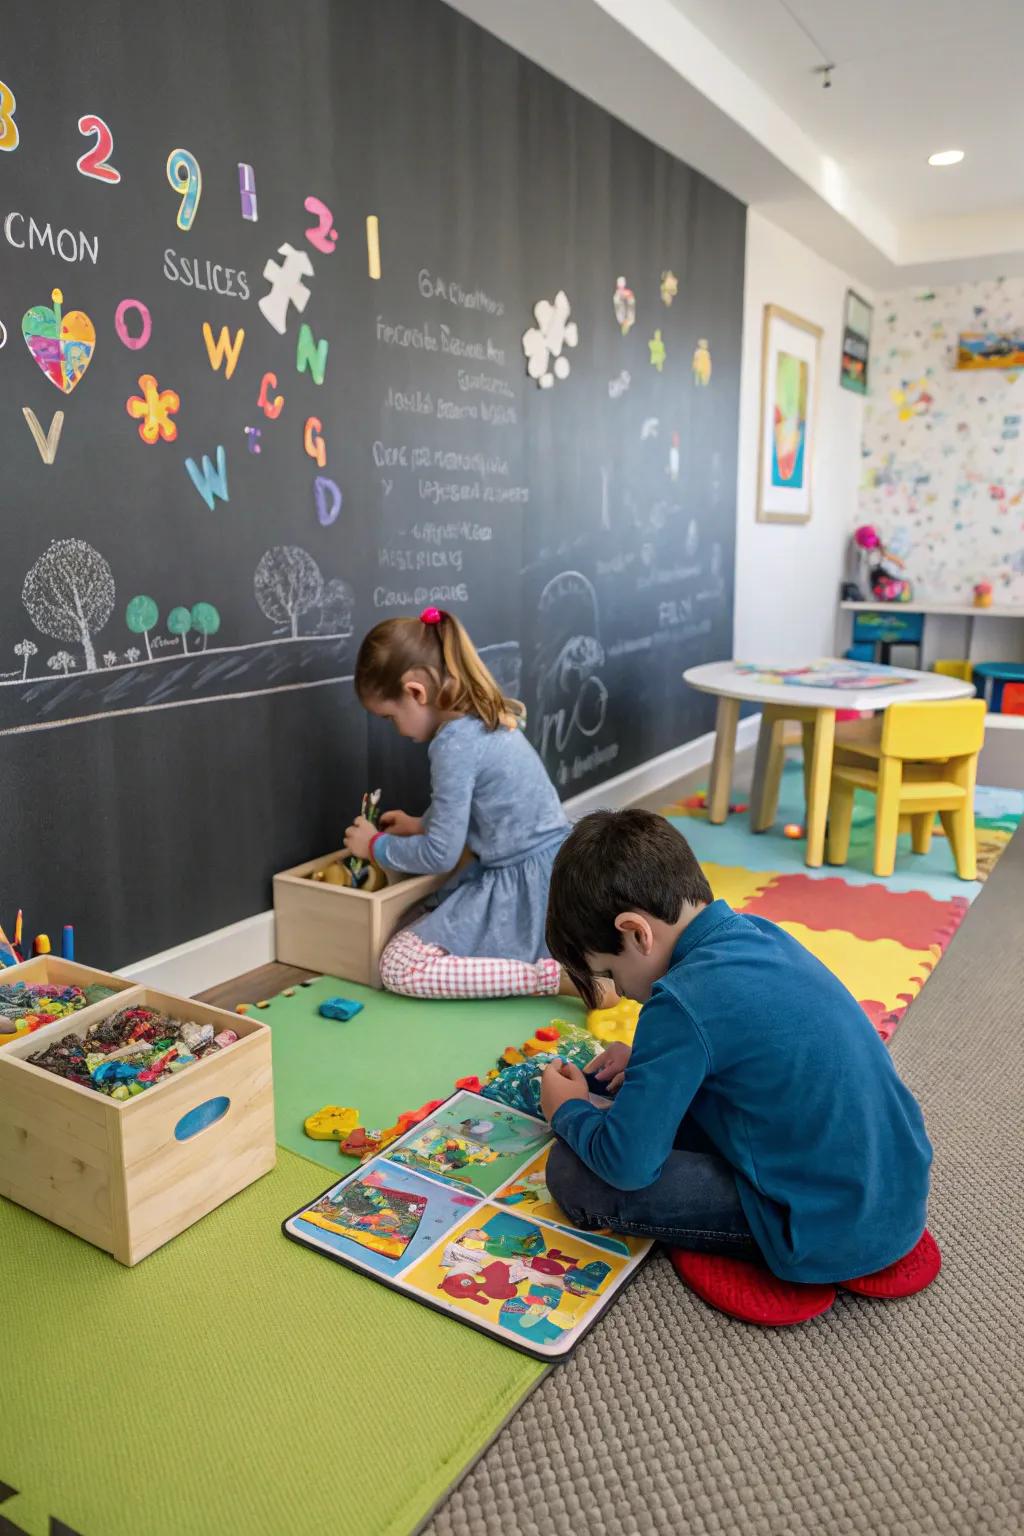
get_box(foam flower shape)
[522,290,579,389]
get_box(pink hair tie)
[420,606,442,625]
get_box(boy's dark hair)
[546,809,713,1006]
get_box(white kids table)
[682,659,975,868]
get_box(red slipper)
[670,1250,837,1327]
[839,1229,942,1299]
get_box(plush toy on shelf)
[854,524,913,603]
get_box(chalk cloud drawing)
[22,539,115,673]
[522,291,578,389]
[254,546,324,638]
[22,288,95,392]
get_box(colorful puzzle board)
[283,1090,651,1358]
[734,660,915,690]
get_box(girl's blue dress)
[371,716,570,962]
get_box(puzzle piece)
[586,997,642,1045]
[304,1105,360,1141]
[258,242,314,335]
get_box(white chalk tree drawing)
[318,578,354,636]
[125,647,141,664]
[22,539,115,672]
[167,606,193,654]
[14,639,37,680]
[103,651,117,667]
[254,546,324,638]
[125,595,159,660]
[48,651,76,676]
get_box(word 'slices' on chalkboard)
[0,0,744,966]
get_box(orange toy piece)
[395,1098,444,1134]
[501,1046,524,1066]
[783,823,804,840]
[521,1037,549,1058]
[535,1026,560,1043]
[455,1075,483,1093]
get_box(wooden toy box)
[0,986,275,1266]
[273,849,446,986]
[0,956,135,1048]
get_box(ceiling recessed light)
[928,149,964,167]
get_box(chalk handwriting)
[4,212,98,264]
[418,269,505,315]
[163,249,249,298]
[374,584,469,609]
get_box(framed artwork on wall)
[757,304,823,524]
[840,288,872,393]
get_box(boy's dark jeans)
[547,1115,762,1257]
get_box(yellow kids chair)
[826,699,987,880]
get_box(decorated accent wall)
[859,277,1024,604]
[0,0,745,966]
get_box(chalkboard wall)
[0,0,745,967]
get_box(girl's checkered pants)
[379,927,561,1000]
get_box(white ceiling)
[668,0,1024,221]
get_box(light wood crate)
[0,956,135,1049]
[273,849,446,986]
[0,986,275,1265]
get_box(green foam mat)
[262,975,582,1173]
[0,1147,544,1536]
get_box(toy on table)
[61,924,75,961]
[854,524,912,603]
[32,934,51,956]
[973,581,993,609]
[304,1105,361,1141]
[318,996,364,1022]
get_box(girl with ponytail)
[344,607,572,998]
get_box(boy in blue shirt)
[541,809,939,1326]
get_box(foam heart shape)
[22,287,96,393]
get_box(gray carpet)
[426,827,1024,1536]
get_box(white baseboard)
[123,716,761,994]
[563,714,762,817]
[120,910,276,995]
